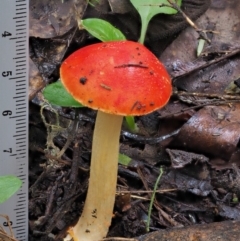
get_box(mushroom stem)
[70,111,123,241]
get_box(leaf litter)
[25,0,240,240]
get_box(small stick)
[174,91,240,100]
[173,47,240,80]
[167,0,211,43]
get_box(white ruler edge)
[0,0,29,240]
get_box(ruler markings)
[9,115,26,119]
[17,193,26,197]
[15,59,26,62]
[15,209,25,212]
[10,36,25,40]
[13,56,26,59]
[13,96,25,99]
[16,107,26,111]
[16,118,26,121]
[16,88,26,91]
[13,16,26,19]
[16,216,26,219]
[16,232,26,235]
[16,86,26,89]
[17,178,26,181]
[16,196,26,200]
[15,92,26,95]
[18,179,27,182]
[15,203,25,206]
[16,52,27,55]
[13,133,26,137]
[16,110,27,113]
[15,228,26,231]
[0,1,28,240]
[16,110,26,114]
[16,234,26,237]
[16,200,26,203]
[12,225,25,229]
[15,136,26,139]
[15,230,26,233]
[16,157,26,160]
[16,63,26,65]
[14,208,26,212]
[15,224,26,228]
[15,12,26,15]
[16,31,26,33]
[16,102,25,104]
[16,156,26,160]
[10,76,25,79]
[16,130,26,134]
[16,233,26,237]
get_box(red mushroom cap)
[60,41,172,116]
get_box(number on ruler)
[2,71,12,77]
[3,148,12,153]
[2,31,12,37]
[2,110,12,116]
[3,221,13,227]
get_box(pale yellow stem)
[69,111,123,241]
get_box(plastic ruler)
[0,0,29,240]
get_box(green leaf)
[125,116,139,132]
[81,18,126,42]
[87,0,99,7]
[43,81,83,107]
[197,39,205,56]
[146,167,163,232]
[118,153,132,166]
[130,0,182,43]
[0,175,22,203]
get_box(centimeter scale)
[0,0,29,240]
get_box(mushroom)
[61,40,172,241]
